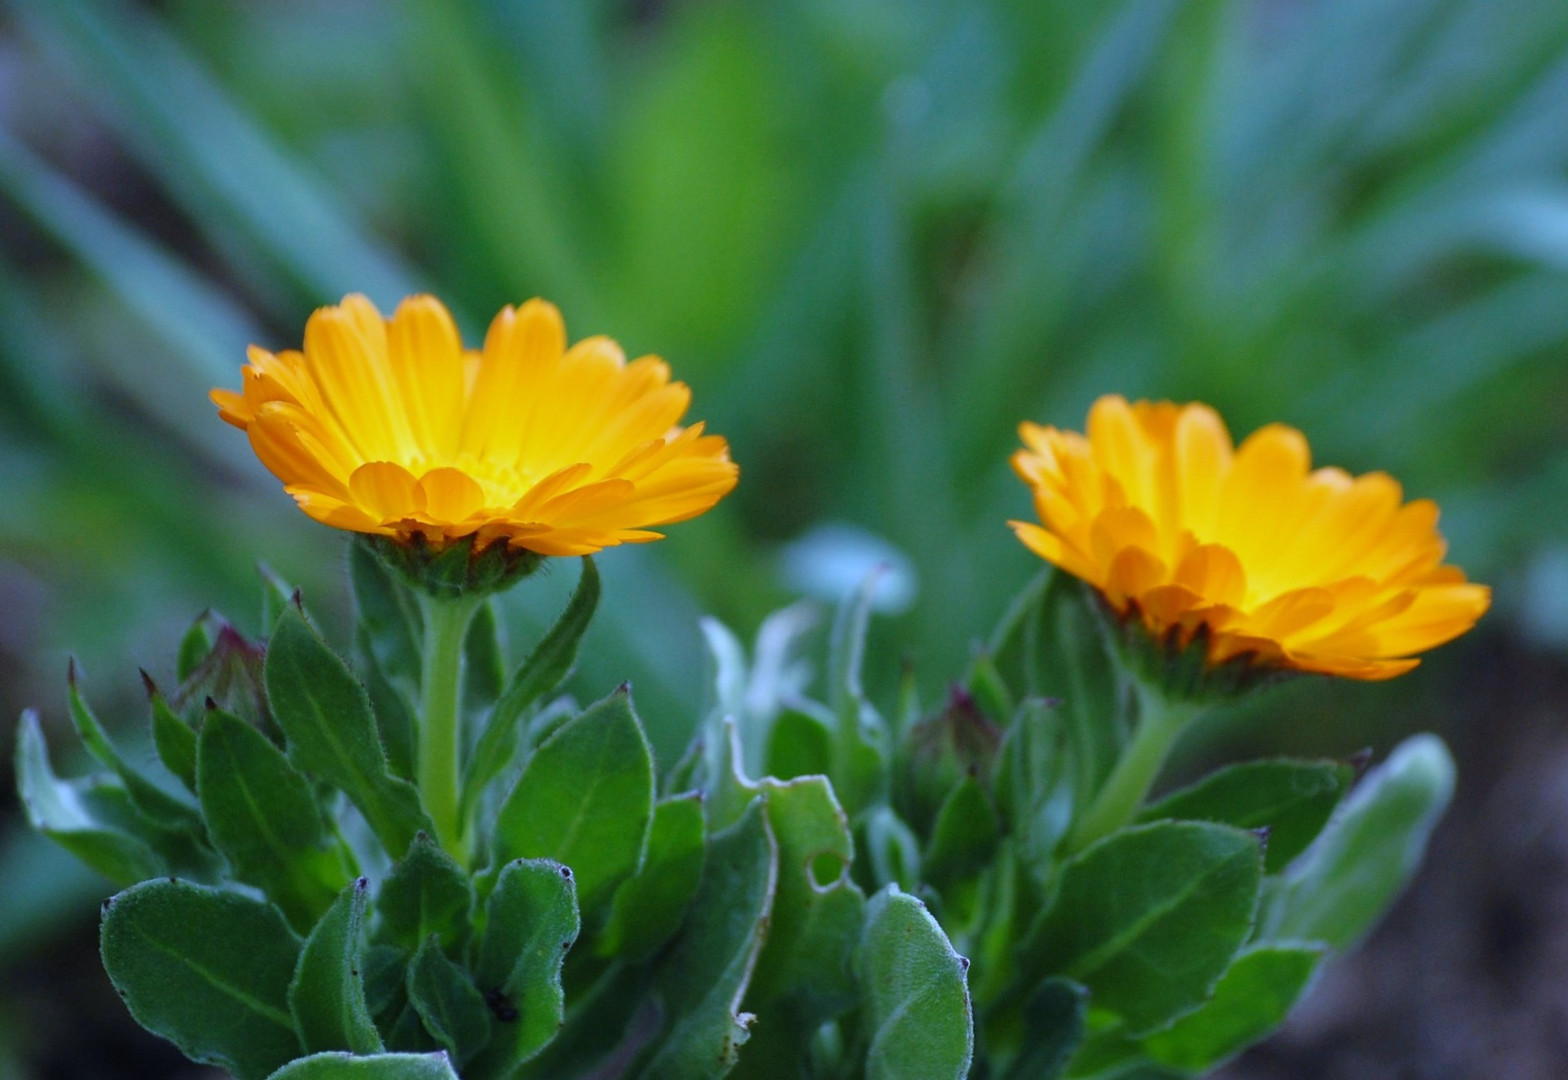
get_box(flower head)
[1010,395,1489,681]
[212,294,737,556]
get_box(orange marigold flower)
[1010,394,1489,681]
[212,294,738,556]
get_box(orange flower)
[212,294,737,556]
[1010,395,1489,680]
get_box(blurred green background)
[1,0,1566,1077]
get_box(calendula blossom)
[1011,395,1489,681]
[212,294,737,556]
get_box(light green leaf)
[145,674,196,792]
[406,938,492,1068]
[375,834,473,952]
[637,799,778,1080]
[264,1052,461,1080]
[1139,758,1354,873]
[101,879,303,1080]
[1142,943,1327,1071]
[492,686,654,914]
[1026,821,1262,1034]
[826,572,887,815]
[265,607,432,857]
[15,710,165,885]
[1259,734,1455,949]
[291,879,384,1056]
[197,706,348,932]
[464,556,598,827]
[472,858,581,1072]
[598,792,707,962]
[765,707,833,781]
[924,774,1001,885]
[858,885,974,1080]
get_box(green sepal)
[291,879,385,1055]
[197,705,350,932]
[175,613,272,732]
[406,937,493,1068]
[472,858,581,1071]
[636,799,777,1080]
[359,534,544,601]
[263,1052,461,1079]
[143,671,197,792]
[598,792,707,962]
[857,885,974,1080]
[68,661,201,830]
[492,685,654,915]
[101,879,303,1080]
[178,613,215,682]
[1258,733,1454,949]
[463,556,599,828]
[1024,820,1263,1034]
[15,710,165,884]
[900,687,1003,833]
[1139,758,1355,874]
[375,833,473,951]
[265,606,433,856]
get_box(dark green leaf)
[178,615,214,683]
[492,686,654,914]
[464,557,599,826]
[68,663,201,829]
[995,698,1076,873]
[198,706,348,932]
[291,879,384,1055]
[924,775,1001,885]
[598,792,707,962]
[1142,943,1327,1071]
[259,564,293,634]
[1003,977,1086,1080]
[101,879,302,1080]
[352,539,423,689]
[637,799,777,1080]
[462,601,506,719]
[858,886,974,1080]
[265,607,432,856]
[375,833,474,951]
[363,945,409,1020]
[406,938,492,1068]
[472,858,581,1071]
[1026,821,1263,1033]
[359,635,417,784]
[146,678,197,792]
[1139,758,1354,873]
[264,1051,461,1079]
[15,711,165,884]
[748,777,865,1020]
[1259,734,1454,949]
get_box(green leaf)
[472,858,581,1072]
[598,792,707,962]
[765,707,833,781]
[995,698,1076,873]
[179,615,215,682]
[265,607,432,857]
[492,686,654,914]
[924,775,1001,885]
[1259,734,1455,949]
[863,804,922,892]
[15,710,165,884]
[464,556,599,826]
[68,662,201,829]
[406,938,493,1068]
[375,833,474,952]
[462,601,506,719]
[637,799,778,1080]
[101,879,303,1080]
[827,572,887,815]
[1003,977,1087,1080]
[351,539,424,688]
[291,879,384,1055]
[360,637,417,784]
[197,705,349,932]
[1141,943,1327,1071]
[748,777,866,1020]
[858,886,974,1080]
[144,672,196,792]
[1139,758,1354,873]
[259,564,294,634]
[264,1052,461,1080]
[1026,821,1263,1034]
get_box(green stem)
[417,592,481,861]
[1065,684,1200,855]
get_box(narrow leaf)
[462,601,506,718]
[291,879,384,1055]
[598,792,707,962]
[406,938,492,1068]
[144,673,196,792]
[68,663,200,829]
[858,886,974,1080]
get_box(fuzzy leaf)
[146,679,197,792]
[924,774,1001,885]
[598,792,707,962]
[291,879,384,1055]
[68,665,201,829]
[1026,821,1263,1033]
[101,879,303,1080]
[265,607,432,856]
[1003,977,1086,1080]
[407,937,492,1068]
[264,1052,460,1079]
[350,539,423,687]
[492,686,653,914]
[198,706,348,932]
[375,833,473,951]
[462,601,506,718]
[858,886,974,1080]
